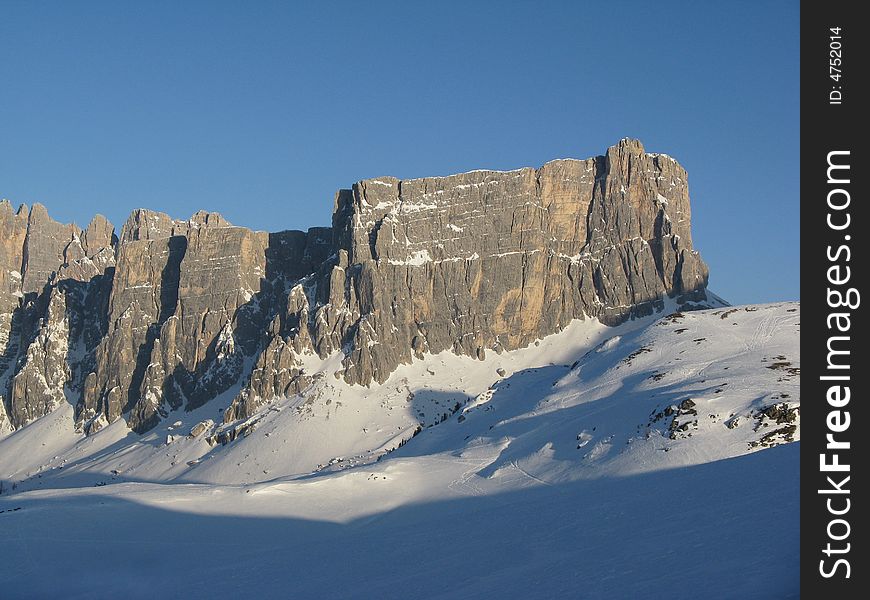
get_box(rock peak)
[616,137,646,152]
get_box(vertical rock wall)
[1,139,712,436]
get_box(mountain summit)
[1,140,714,436]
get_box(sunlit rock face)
[0,139,711,435]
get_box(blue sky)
[0,1,798,304]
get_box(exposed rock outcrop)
[1,139,714,436]
[0,202,116,433]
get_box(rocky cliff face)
[0,139,712,436]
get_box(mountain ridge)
[1,139,714,438]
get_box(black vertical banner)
[802,2,866,597]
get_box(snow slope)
[0,302,800,599]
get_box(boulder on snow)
[189,419,215,438]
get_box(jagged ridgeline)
[0,139,712,435]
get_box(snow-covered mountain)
[0,141,798,598]
[0,301,799,598]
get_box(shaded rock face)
[0,201,116,432]
[1,139,712,435]
[76,213,335,433]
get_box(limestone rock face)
[0,202,116,433]
[118,208,233,244]
[80,217,262,432]
[8,287,69,427]
[0,202,29,311]
[76,212,333,433]
[223,139,711,419]
[1,140,714,436]
[21,203,80,294]
[56,215,118,283]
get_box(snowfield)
[0,302,799,599]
